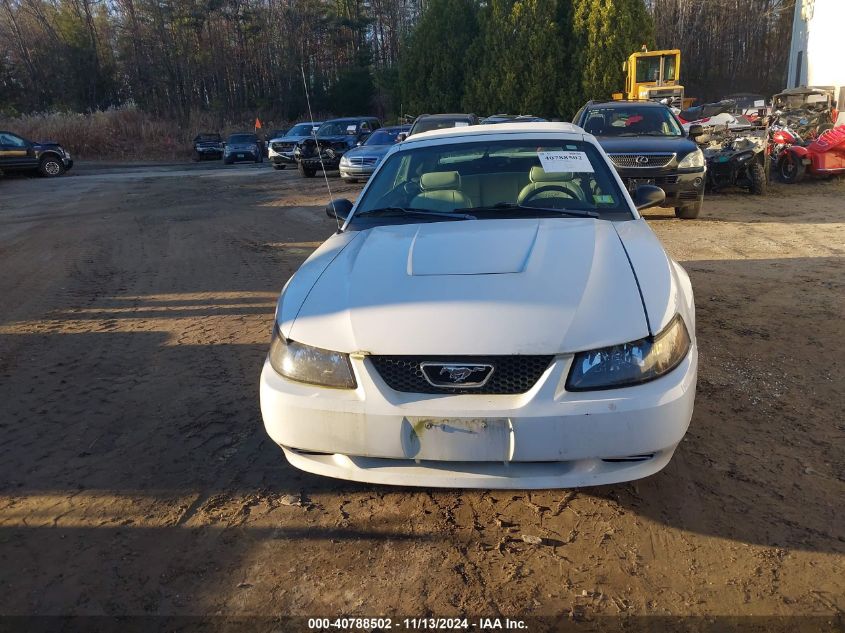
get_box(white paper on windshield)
[346,124,358,133]
[538,151,594,173]
[454,121,469,127]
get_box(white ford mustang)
[260,123,697,488]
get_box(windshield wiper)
[455,202,599,219]
[355,207,476,220]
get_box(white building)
[787,0,845,124]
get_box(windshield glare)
[583,107,682,137]
[412,118,471,134]
[318,121,357,137]
[352,139,631,223]
[287,123,315,136]
[365,129,402,146]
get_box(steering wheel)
[521,185,578,205]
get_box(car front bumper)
[225,150,259,162]
[270,153,296,165]
[619,169,705,208]
[339,165,376,179]
[260,345,697,489]
[299,156,341,170]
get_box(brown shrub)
[0,107,289,160]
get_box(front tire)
[675,201,701,219]
[39,156,65,177]
[749,161,767,195]
[779,153,805,183]
[299,163,316,178]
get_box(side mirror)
[688,124,705,140]
[632,185,665,211]
[396,132,408,142]
[326,198,354,222]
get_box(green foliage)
[573,0,655,101]
[399,0,479,114]
[329,65,375,115]
[403,0,653,119]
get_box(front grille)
[272,142,293,152]
[369,355,554,394]
[608,153,675,168]
[348,156,378,166]
[678,190,701,200]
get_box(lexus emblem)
[635,155,650,164]
[420,363,495,388]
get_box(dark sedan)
[573,101,705,219]
[0,130,73,177]
[223,133,263,164]
[295,117,381,178]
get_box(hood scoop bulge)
[408,220,540,276]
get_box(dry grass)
[0,107,288,160]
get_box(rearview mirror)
[688,124,705,140]
[632,185,665,211]
[326,198,354,222]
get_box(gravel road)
[0,163,843,630]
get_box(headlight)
[566,315,690,391]
[339,155,351,166]
[267,325,356,389]
[735,151,753,162]
[678,149,704,169]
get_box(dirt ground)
[0,162,843,630]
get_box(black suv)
[295,117,381,178]
[573,101,705,219]
[192,133,223,161]
[0,130,73,177]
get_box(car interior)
[359,142,625,217]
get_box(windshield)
[365,129,403,146]
[582,107,682,137]
[195,134,220,142]
[318,121,357,137]
[287,123,317,137]
[351,138,631,225]
[228,134,257,143]
[412,118,472,135]
[635,55,676,83]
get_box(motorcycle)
[778,125,845,183]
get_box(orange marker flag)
[255,117,262,130]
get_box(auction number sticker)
[538,150,594,173]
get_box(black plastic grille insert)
[369,355,555,395]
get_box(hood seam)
[613,224,653,336]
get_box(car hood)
[343,145,392,159]
[595,135,698,155]
[227,143,256,150]
[314,135,353,144]
[33,141,62,149]
[279,135,312,143]
[281,219,657,355]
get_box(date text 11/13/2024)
[307,617,528,630]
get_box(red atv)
[779,125,845,183]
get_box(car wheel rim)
[45,161,60,175]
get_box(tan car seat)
[410,171,473,212]
[517,166,586,204]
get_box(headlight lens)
[566,315,691,391]
[267,325,356,389]
[678,149,704,169]
[339,155,351,166]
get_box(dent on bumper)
[260,347,697,488]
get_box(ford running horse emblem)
[420,362,495,388]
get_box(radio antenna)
[301,65,341,231]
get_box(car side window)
[1,133,27,147]
[360,122,371,134]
